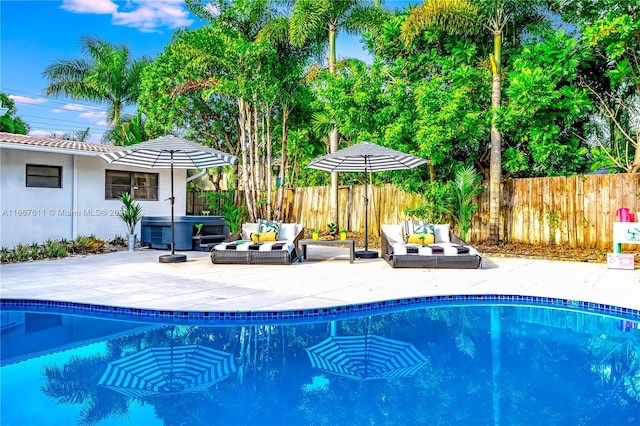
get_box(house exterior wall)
[0,148,186,247]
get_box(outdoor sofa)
[381,221,482,269]
[210,221,303,265]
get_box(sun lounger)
[210,222,303,265]
[381,222,482,269]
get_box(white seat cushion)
[213,241,294,253]
[241,223,259,240]
[278,223,301,242]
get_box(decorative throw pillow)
[258,231,277,242]
[414,223,435,235]
[402,220,431,242]
[258,219,282,234]
[432,224,450,243]
[407,233,435,245]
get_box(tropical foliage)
[42,36,151,139]
[0,93,29,134]
[33,0,639,243]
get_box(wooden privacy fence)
[188,174,639,249]
[470,174,639,249]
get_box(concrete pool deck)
[1,247,638,313]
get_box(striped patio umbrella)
[99,135,237,263]
[307,142,427,258]
[98,345,236,398]
[305,334,429,381]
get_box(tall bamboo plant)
[446,165,484,241]
[202,179,247,235]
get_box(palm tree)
[402,0,540,244]
[42,36,151,133]
[48,127,91,142]
[289,0,387,227]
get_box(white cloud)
[61,0,193,33]
[28,130,51,138]
[61,0,118,14]
[8,95,47,105]
[79,111,108,122]
[64,103,102,112]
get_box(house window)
[105,170,158,200]
[26,164,62,188]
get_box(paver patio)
[1,247,638,313]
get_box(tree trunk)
[632,81,640,173]
[238,98,255,222]
[489,28,503,244]
[265,105,273,220]
[328,25,340,228]
[275,104,290,220]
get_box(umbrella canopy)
[98,344,236,398]
[306,142,427,173]
[99,135,237,262]
[99,135,237,169]
[306,142,426,257]
[305,334,429,381]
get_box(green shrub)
[54,240,68,258]
[202,179,247,235]
[1,247,11,263]
[110,234,127,247]
[405,181,452,224]
[446,165,484,241]
[13,243,30,262]
[71,235,105,255]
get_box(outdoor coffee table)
[298,239,355,263]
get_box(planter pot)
[340,232,347,241]
[127,234,137,252]
[312,232,319,241]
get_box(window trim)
[105,170,159,201]
[26,164,62,188]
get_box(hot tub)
[140,216,227,250]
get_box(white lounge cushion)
[382,224,404,244]
[432,224,450,243]
[241,223,259,240]
[213,241,295,253]
[278,223,302,242]
[390,242,478,256]
[241,222,301,242]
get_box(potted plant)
[312,229,319,240]
[117,192,143,251]
[327,223,338,239]
[192,223,204,250]
[340,229,347,241]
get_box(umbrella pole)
[355,160,378,259]
[171,158,175,255]
[159,151,186,263]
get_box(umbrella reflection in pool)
[305,334,428,381]
[98,344,236,398]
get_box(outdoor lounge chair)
[381,222,482,269]
[210,221,303,265]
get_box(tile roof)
[0,132,118,153]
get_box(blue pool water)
[1,302,639,425]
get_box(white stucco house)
[0,132,186,248]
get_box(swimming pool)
[2,300,639,425]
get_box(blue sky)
[1,0,410,144]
